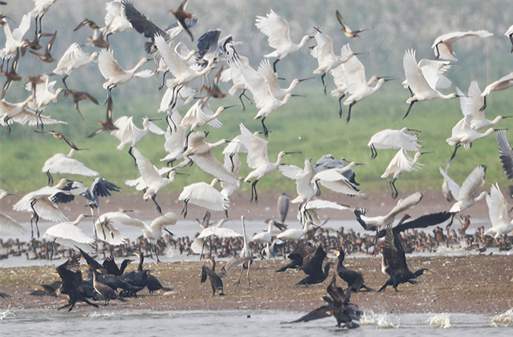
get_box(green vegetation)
[1,85,511,197]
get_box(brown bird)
[22,32,54,54]
[29,31,57,63]
[25,74,47,100]
[336,10,372,38]
[65,89,99,120]
[201,66,227,99]
[87,29,111,49]
[73,18,101,31]
[1,48,21,98]
[87,97,118,138]
[169,0,194,42]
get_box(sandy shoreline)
[1,255,512,315]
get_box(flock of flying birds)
[2,0,513,327]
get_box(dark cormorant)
[55,255,98,311]
[275,244,315,272]
[29,281,61,297]
[133,252,173,293]
[201,258,224,296]
[92,269,128,305]
[334,249,374,292]
[296,246,333,286]
[378,228,429,292]
[326,275,360,328]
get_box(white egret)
[313,165,363,197]
[111,115,165,163]
[27,75,65,114]
[431,30,493,60]
[222,55,253,111]
[300,199,351,227]
[480,72,513,111]
[457,81,510,130]
[255,9,313,72]
[446,113,499,160]
[0,189,25,235]
[53,43,99,90]
[341,53,392,123]
[402,49,458,119]
[276,220,312,243]
[102,0,133,40]
[180,131,237,184]
[251,219,284,245]
[197,219,241,240]
[98,49,152,102]
[0,13,30,62]
[381,148,428,199]
[439,164,487,214]
[279,158,317,205]
[13,178,72,237]
[439,160,455,202]
[30,0,58,34]
[132,147,179,214]
[237,59,293,137]
[480,184,513,251]
[0,96,64,133]
[178,179,230,218]
[367,127,421,159]
[155,35,213,109]
[310,29,357,93]
[402,58,452,93]
[43,214,95,253]
[160,118,186,166]
[238,123,300,203]
[180,98,234,132]
[41,131,99,185]
[353,192,423,231]
[257,58,308,99]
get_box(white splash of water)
[0,310,15,320]
[427,313,452,328]
[359,311,397,328]
[491,308,513,326]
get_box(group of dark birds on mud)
[3,0,513,329]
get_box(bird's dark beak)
[291,94,306,97]
[420,151,435,155]
[223,104,239,110]
[175,172,189,176]
[277,77,286,81]
[353,162,366,166]
[407,128,422,133]
[298,77,314,83]
[164,228,173,236]
[377,76,396,82]
[502,116,512,119]
[284,151,302,155]
[148,118,162,122]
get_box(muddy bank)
[1,255,512,314]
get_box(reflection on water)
[1,309,512,337]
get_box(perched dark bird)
[201,257,224,296]
[334,249,374,292]
[55,255,98,311]
[296,246,333,286]
[29,281,62,297]
[378,228,429,292]
[29,30,57,63]
[0,290,10,298]
[87,97,118,138]
[92,269,128,305]
[102,256,133,276]
[134,252,173,293]
[277,193,289,223]
[65,89,99,120]
[326,275,360,328]
[169,0,194,42]
[275,243,315,272]
[335,10,372,38]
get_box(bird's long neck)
[267,221,273,233]
[73,214,85,226]
[137,254,144,272]
[481,128,497,139]
[130,58,147,74]
[67,148,77,157]
[119,260,130,274]
[323,263,332,277]
[208,139,227,150]
[475,191,488,203]
[297,35,311,50]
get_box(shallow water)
[0,218,510,269]
[1,309,512,337]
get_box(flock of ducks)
[1,0,513,329]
